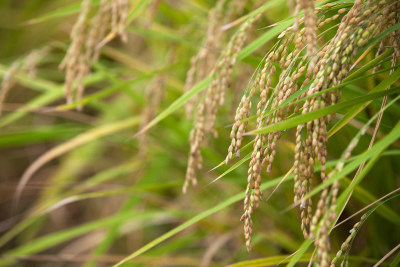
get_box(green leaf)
[329,62,400,136]
[22,2,93,25]
[0,211,168,266]
[228,253,312,267]
[133,76,211,138]
[0,125,87,148]
[345,176,400,226]
[112,175,291,266]
[390,251,400,267]
[250,86,400,135]
[127,0,150,24]
[55,75,150,111]
[286,239,313,267]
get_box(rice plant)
[0,0,399,266]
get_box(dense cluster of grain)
[0,47,48,115]
[184,0,399,265]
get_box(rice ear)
[59,0,129,108]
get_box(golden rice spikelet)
[298,1,393,264]
[184,1,226,119]
[292,0,317,56]
[59,0,91,105]
[111,0,129,43]
[59,0,130,107]
[184,3,258,193]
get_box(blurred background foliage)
[0,0,399,266]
